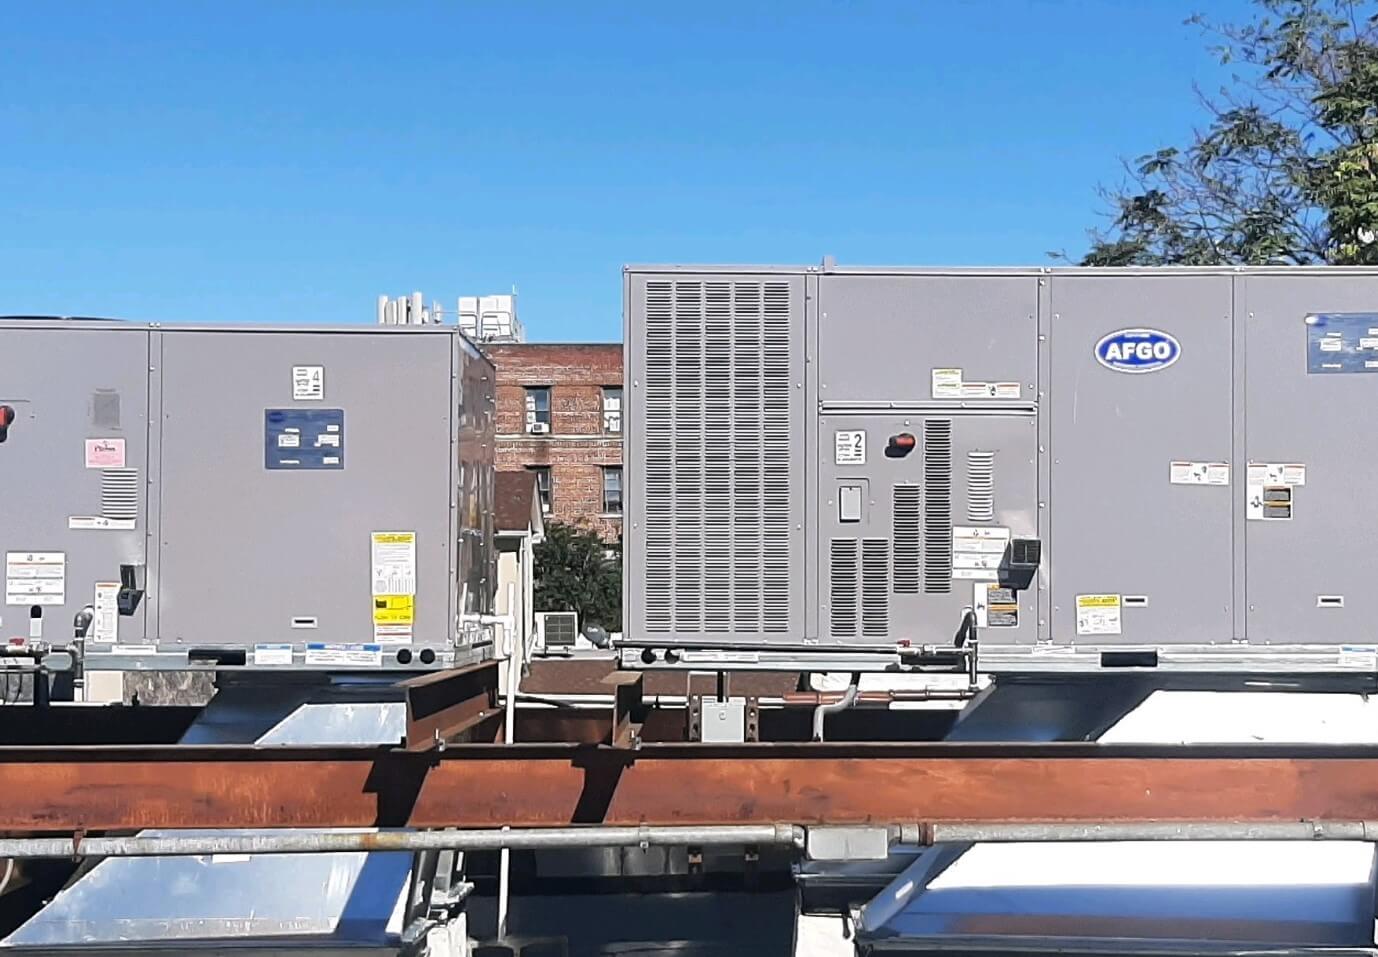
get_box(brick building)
[483,343,623,541]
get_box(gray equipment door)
[1243,273,1378,648]
[818,412,1038,648]
[1048,274,1234,646]
[818,274,1039,404]
[154,330,455,651]
[0,324,150,645]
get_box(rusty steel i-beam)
[2,743,1378,834]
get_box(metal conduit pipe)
[812,673,861,742]
[0,824,804,860]
[924,821,1378,843]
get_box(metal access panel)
[817,273,1039,404]
[1046,273,1235,649]
[624,269,807,649]
[0,320,151,646]
[143,327,477,670]
[1242,272,1378,652]
[819,412,1038,648]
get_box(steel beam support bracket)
[605,671,645,749]
[399,661,502,752]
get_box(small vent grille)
[861,538,890,637]
[830,538,859,637]
[892,485,921,594]
[641,278,795,636]
[966,450,996,523]
[922,420,953,594]
[101,468,139,521]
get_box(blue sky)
[2,1,1249,341]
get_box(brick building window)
[525,387,551,434]
[527,465,551,513]
[602,387,622,434]
[602,466,622,514]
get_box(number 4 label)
[835,430,865,465]
[292,366,324,401]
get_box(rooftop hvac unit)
[0,319,498,673]
[622,263,1378,675]
[538,611,579,650]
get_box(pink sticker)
[84,438,125,469]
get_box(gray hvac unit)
[622,265,1378,673]
[0,319,496,672]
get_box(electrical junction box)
[0,318,496,672]
[622,265,1378,673]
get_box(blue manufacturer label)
[265,409,344,470]
[1095,328,1181,373]
[1306,313,1378,374]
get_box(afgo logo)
[1094,328,1181,374]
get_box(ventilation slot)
[892,485,920,594]
[966,450,996,523]
[761,282,793,631]
[861,538,890,638]
[703,281,732,634]
[100,468,139,521]
[639,278,796,637]
[830,539,859,638]
[922,420,952,594]
[643,281,674,633]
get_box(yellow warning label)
[1076,594,1120,609]
[373,594,414,625]
[372,532,414,546]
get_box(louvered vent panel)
[830,539,859,637]
[966,450,996,523]
[861,538,890,637]
[702,282,733,633]
[922,420,953,594]
[672,282,705,633]
[730,283,763,633]
[101,468,139,521]
[761,282,792,631]
[892,485,921,594]
[643,282,674,632]
[639,278,796,637]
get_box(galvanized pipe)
[0,824,802,860]
[925,821,1378,843]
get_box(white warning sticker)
[932,368,963,398]
[1247,462,1306,486]
[1339,646,1378,669]
[68,516,136,531]
[371,532,416,597]
[1170,461,1230,485]
[6,552,65,606]
[1075,594,1122,636]
[93,582,119,643]
[931,368,1020,400]
[292,365,324,400]
[253,644,294,666]
[834,430,866,465]
[304,643,382,668]
[952,526,1010,583]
